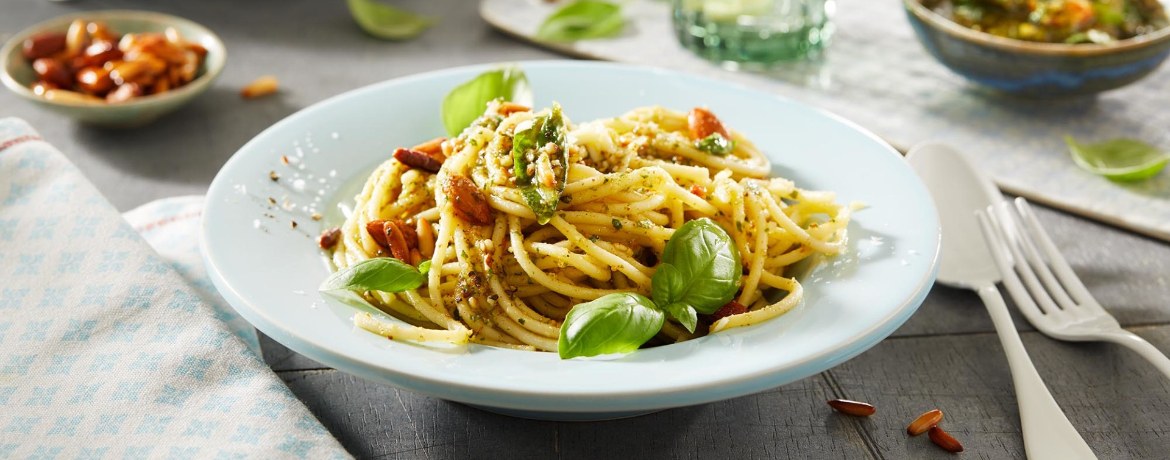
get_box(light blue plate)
[201,61,940,421]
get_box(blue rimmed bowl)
[904,0,1170,97]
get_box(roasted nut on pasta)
[827,399,876,416]
[22,32,67,60]
[410,137,446,156]
[687,107,730,141]
[19,21,207,104]
[394,147,444,173]
[240,76,279,99]
[706,300,747,321]
[318,227,341,250]
[444,175,492,226]
[497,101,532,115]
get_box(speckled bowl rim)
[904,0,1170,56]
[0,10,226,108]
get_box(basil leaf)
[558,293,664,359]
[320,258,426,293]
[695,133,734,156]
[442,65,533,137]
[512,103,569,224]
[650,263,684,306]
[1066,135,1169,181]
[346,0,435,40]
[536,0,625,42]
[417,260,432,273]
[657,218,742,314]
[663,302,698,333]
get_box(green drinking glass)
[673,0,835,68]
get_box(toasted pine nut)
[411,137,446,156]
[241,75,279,99]
[827,399,875,417]
[928,426,963,453]
[907,409,943,436]
[497,101,531,115]
[417,218,435,258]
[65,20,88,55]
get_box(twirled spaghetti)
[326,101,852,352]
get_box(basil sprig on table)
[512,103,569,224]
[346,0,435,40]
[558,218,743,358]
[1065,135,1169,182]
[695,133,735,156]
[320,258,432,293]
[536,1,625,42]
[441,65,533,137]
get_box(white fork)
[976,197,1170,379]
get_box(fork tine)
[976,210,1048,324]
[988,202,1063,317]
[1000,200,1081,313]
[1013,198,1098,307]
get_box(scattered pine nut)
[928,426,963,453]
[907,409,944,436]
[311,213,323,221]
[269,170,279,181]
[827,399,875,417]
[241,75,279,99]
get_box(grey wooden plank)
[833,326,1170,459]
[281,325,1170,459]
[280,369,873,460]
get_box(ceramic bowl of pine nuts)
[1,10,225,127]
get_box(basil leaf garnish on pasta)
[441,65,533,137]
[1065,135,1169,181]
[346,0,435,40]
[513,103,569,224]
[536,0,625,42]
[695,132,734,156]
[652,218,742,317]
[320,257,427,293]
[558,293,664,359]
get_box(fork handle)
[1097,330,1170,380]
[976,284,1098,460]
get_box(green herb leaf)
[346,0,435,40]
[1066,136,1169,181]
[536,0,625,42]
[655,218,742,315]
[651,263,684,307]
[558,293,664,359]
[663,302,698,333]
[442,65,533,137]
[417,260,432,273]
[695,133,734,156]
[512,103,569,224]
[320,258,427,293]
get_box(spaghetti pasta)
[326,102,851,353]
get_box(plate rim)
[200,60,941,411]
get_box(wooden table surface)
[4,1,1170,458]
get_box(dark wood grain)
[279,326,1170,459]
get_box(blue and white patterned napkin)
[122,195,261,356]
[0,118,351,459]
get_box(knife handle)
[976,284,1097,460]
